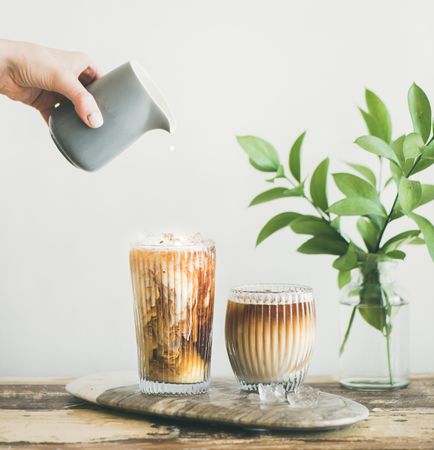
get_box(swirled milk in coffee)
[225,284,316,392]
[130,233,215,395]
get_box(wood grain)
[1,375,433,449]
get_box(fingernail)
[87,111,104,128]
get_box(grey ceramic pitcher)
[49,61,175,171]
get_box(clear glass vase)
[339,261,410,390]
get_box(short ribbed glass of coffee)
[130,233,216,395]
[225,284,316,392]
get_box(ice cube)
[257,383,286,403]
[271,384,286,401]
[257,384,276,403]
[286,385,320,408]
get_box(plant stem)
[373,151,425,252]
[283,176,330,222]
[378,156,383,194]
[386,326,393,385]
[382,289,394,386]
[374,196,399,252]
[339,306,356,355]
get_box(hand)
[0,39,103,128]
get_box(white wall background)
[0,0,433,378]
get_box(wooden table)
[1,375,433,449]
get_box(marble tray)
[66,372,369,431]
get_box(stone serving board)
[66,372,369,431]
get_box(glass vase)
[339,261,409,390]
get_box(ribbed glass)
[225,284,316,392]
[130,233,215,395]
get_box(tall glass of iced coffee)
[130,233,216,394]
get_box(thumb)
[51,70,103,128]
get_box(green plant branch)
[239,83,434,390]
[378,156,383,194]
[281,172,357,249]
[282,175,330,222]
[374,197,400,253]
[373,146,428,252]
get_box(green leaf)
[381,230,420,253]
[359,307,386,333]
[237,136,280,172]
[256,212,301,246]
[390,159,402,183]
[365,89,392,143]
[420,184,434,207]
[357,218,379,252]
[288,131,305,182]
[328,198,387,217]
[333,173,379,201]
[391,135,406,168]
[359,108,384,141]
[392,184,434,220]
[403,133,423,159]
[357,259,387,332]
[421,141,434,160]
[409,237,425,245]
[249,158,268,172]
[398,177,422,213]
[404,158,416,175]
[413,142,434,174]
[338,270,352,289]
[265,164,285,182]
[331,216,341,232]
[290,216,340,237]
[413,157,433,175]
[333,242,359,271]
[408,83,432,143]
[276,164,285,177]
[355,135,400,166]
[389,204,403,221]
[297,236,348,256]
[310,158,329,212]
[346,162,376,186]
[367,213,386,230]
[384,176,394,188]
[249,186,304,206]
[385,250,406,260]
[407,212,434,262]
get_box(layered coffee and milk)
[225,284,316,391]
[130,233,215,394]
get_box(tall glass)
[225,284,316,393]
[130,233,216,394]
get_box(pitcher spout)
[129,60,176,133]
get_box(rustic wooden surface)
[66,373,369,431]
[1,375,433,449]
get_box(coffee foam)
[231,284,314,305]
[132,232,215,251]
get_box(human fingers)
[49,69,103,128]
